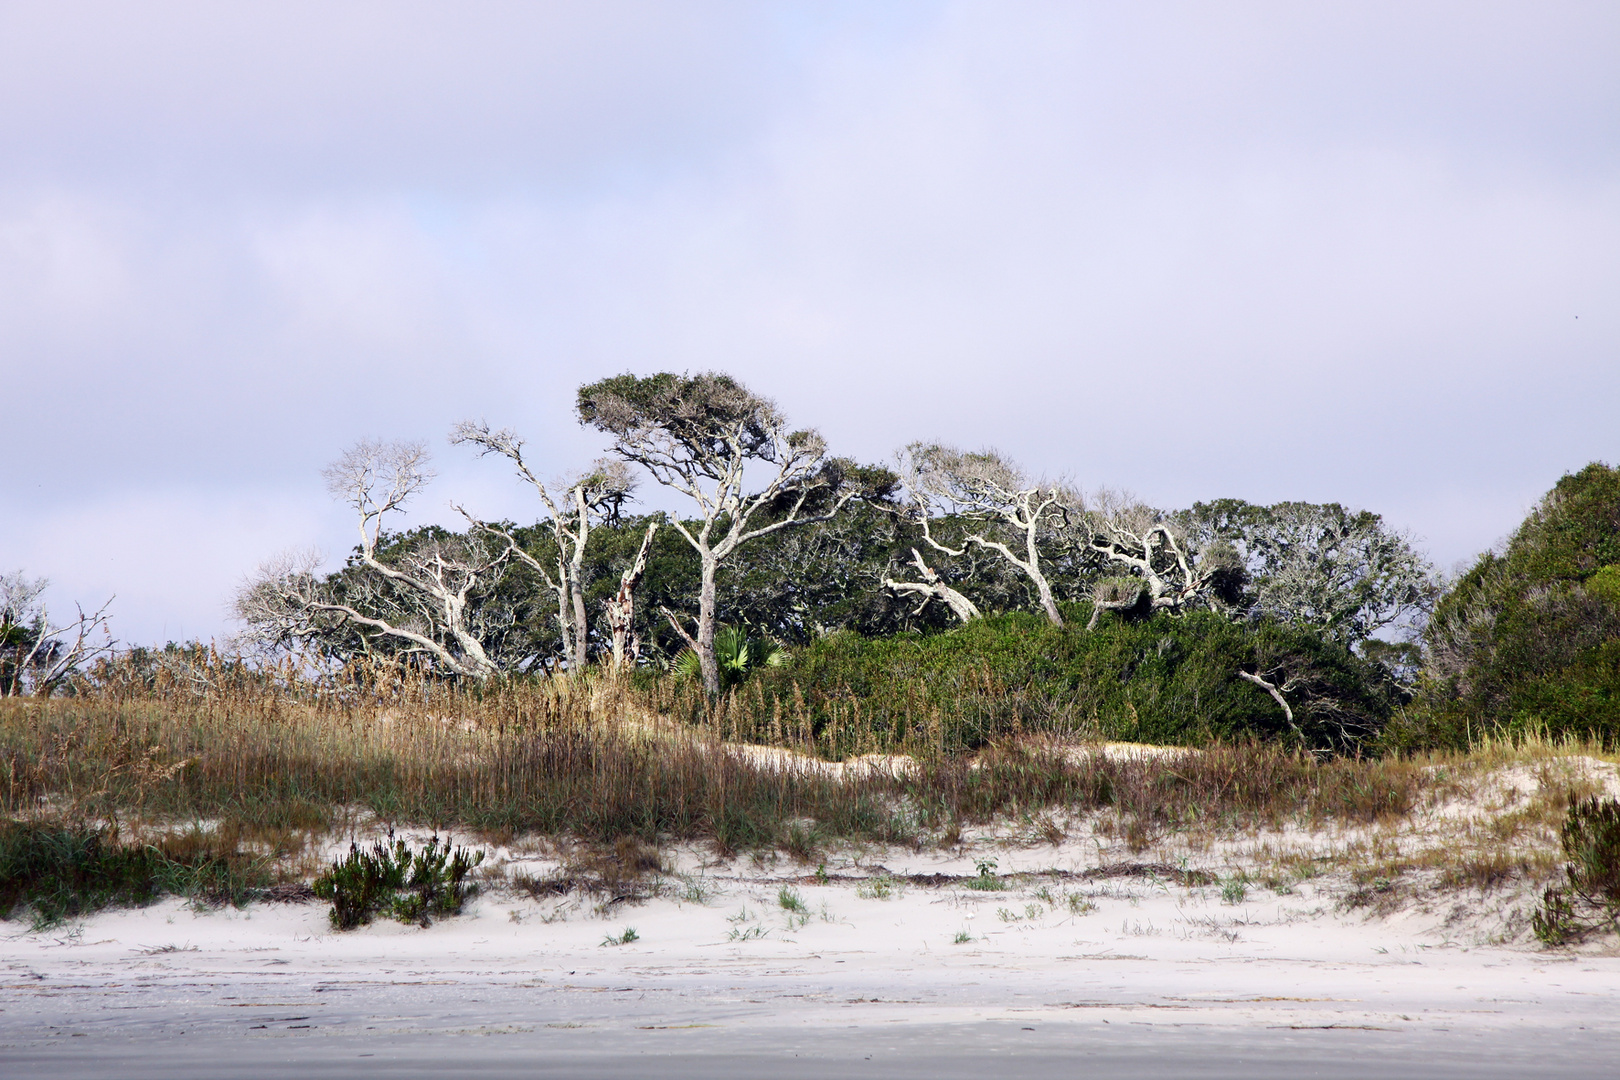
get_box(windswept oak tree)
[577,372,860,694]
[1081,491,1232,629]
[451,420,634,671]
[236,439,514,679]
[881,547,982,624]
[896,443,1070,625]
[1181,498,1437,648]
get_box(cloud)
[1,1,1616,642]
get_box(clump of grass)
[600,926,638,947]
[0,821,267,930]
[856,873,898,900]
[777,885,808,914]
[1220,874,1250,905]
[1067,893,1097,915]
[952,929,974,944]
[312,834,484,930]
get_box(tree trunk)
[606,521,657,669]
[696,555,720,696]
[569,488,591,671]
[1034,575,1063,627]
[1026,528,1063,627]
[570,580,590,671]
[555,565,574,668]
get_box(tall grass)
[2,672,1447,856]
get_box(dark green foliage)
[313,834,485,930]
[1533,797,1620,946]
[737,609,1394,754]
[1420,463,1620,746]
[0,821,267,929]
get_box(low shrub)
[313,834,485,930]
[1532,797,1620,946]
[690,609,1395,755]
[0,821,267,929]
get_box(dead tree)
[603,518,659,669]
[0,571,115,696]
[236,439,508,679]
[578,372,858,695]
[1081,491,1221,627]
[451,420,633,671]
[881,547,982,624]
[898,443,1068,626]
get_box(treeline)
[6,371,1616,753]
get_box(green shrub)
[731,608,1393,754]
[1532,797,1620,946]
[313,834,484,930]
[1420,462,1620,746]
[0,821,266,929]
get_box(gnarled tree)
[881,547,982,624]
[1082,492,1227,628]
[897,443,1069,625]
[236,439,512,679]
[451,420,634,671]
[577,372,858,694]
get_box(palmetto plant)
[671,626,784,691]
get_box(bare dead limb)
[605,519,659,668]
[897,443,1068,625]
[659,605,700,653]
[882,547,982,624]
[1237,669,1301,738]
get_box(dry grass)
[3,674,1615,914]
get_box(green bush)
[1419,462,1620,746]
[0,821,266,929]
[313,834,484,930]
[733,607,1394,754]
[1533,797,1620,946]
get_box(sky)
[1,0,1617,646]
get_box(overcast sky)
[2,1,1616,645]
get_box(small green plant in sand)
[600,926,639,947]
[312,834,484,930]
[856,873,898,900]
[1067,893,1097,916]
[1533,797,1620,946]
[677,875,715,905]
[1221,875,1250,905]
[952,929,975,944]
[965,859,1003,891]
[777,885,808,914]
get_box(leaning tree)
[896,443,1070,625]
[577,372,859,694]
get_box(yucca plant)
[313,833,484,930]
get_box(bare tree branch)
[897,443,1068,625]
[881,547,982,624]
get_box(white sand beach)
[4,829,1618,1079]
